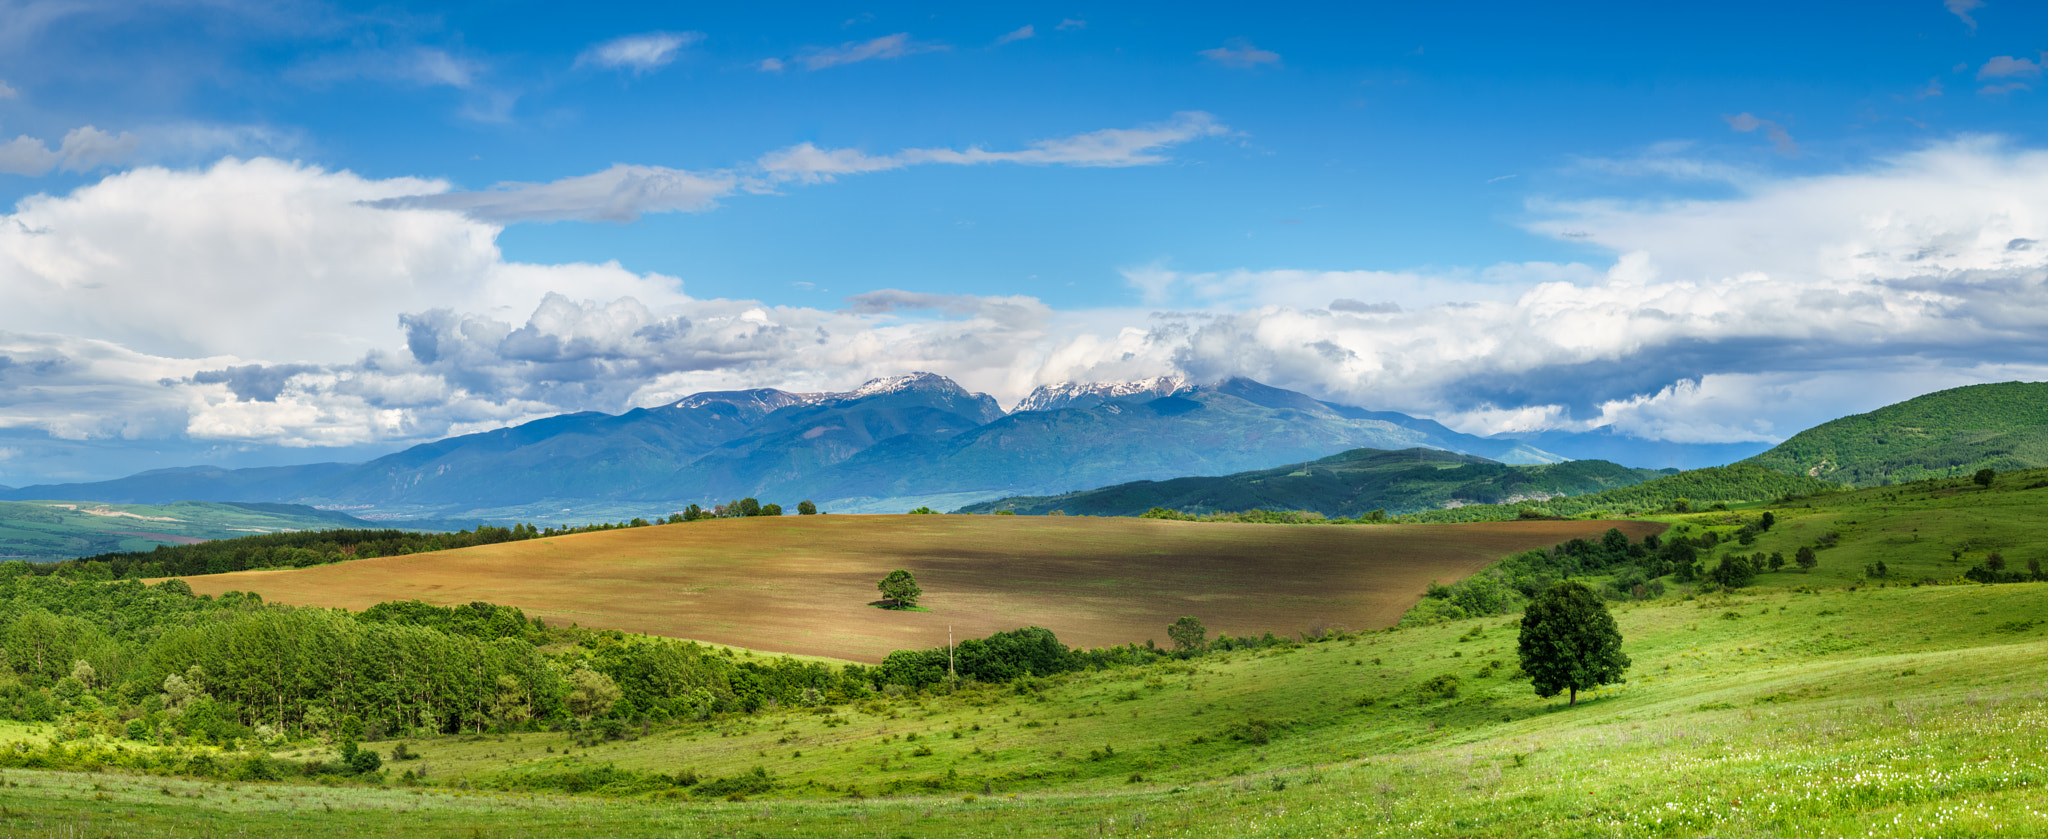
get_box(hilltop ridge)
[1744,380,2048,486]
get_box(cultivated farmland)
[179,515,1661,661]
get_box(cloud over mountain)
[4,137,2048,470]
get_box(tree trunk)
[1569,687,1577,706]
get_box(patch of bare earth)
[180,516,1662,662]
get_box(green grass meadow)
[3,473,2048,836]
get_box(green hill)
[956,447,1665,517]
[1398,462,1840,522]
[0,499,388,560]
[1743,380,2048,486]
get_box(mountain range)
[0,373,1761,521]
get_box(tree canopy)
[876,569,921,609]
[1517,580,1629,706]
[1167,616,1208,652]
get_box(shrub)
[346,747,382,775]
[694,766,773,798]
[1416,674,1461,701]
[1224,718,1278,745]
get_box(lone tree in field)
[1167,616,1208,653]
[877,569,922,609]
[1975,468,1997,488]
[1517,581,1630,706]
[797,500,818,515]
[1795,545,1818,571]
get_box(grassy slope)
[2,584,2043,837]
[1744,380,2048,486]
[4,474,2048,836]
[1674,465,2048,588]
[0,500,376,561]
[954,447,1664,517]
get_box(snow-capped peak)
[1014,375,1192,413]
[847,371,966,399]
[668,388,823,412]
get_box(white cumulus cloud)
[10,137,2048,457]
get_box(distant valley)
[0,500,388,561]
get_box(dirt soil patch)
[182,516,1663,662]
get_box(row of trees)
[680,498,820,520]
[35,498,826,582]
[0,574,896,744]
[1405,522,1818,624]
[0,567,1320,749]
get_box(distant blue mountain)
[0,463,355,505]
[1491,429,1772,472]
[0,373,1765,519]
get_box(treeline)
[36,496,823,580]
[1039,464,1833,527]
[43,523,627,580]
[1404,517,1801,624]
[0,568,1299,768]
[1138,507,1388,524]
[873,622,1316,693]
[1396,464,1839,523]
[0,573,886,745]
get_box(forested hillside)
[1398,463,1839,522]
[1744,381,2048,486]
[957,447,1664,517]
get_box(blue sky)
[3,1,2048,483]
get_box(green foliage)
[1400,464,1839,523]
[1404,527,1668,625]
[1518,581,1630,705]
[1415,673,1461,701]
[876,569,922,608]
[1744,381,2048,487]
[47,518,687,580]
[906,507,939,515]
[1711,554,1758,588]
[796,500,817,515]
[961,448,1663,518]
[1167,616,1208,653]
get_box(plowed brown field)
[182,515,1663,662]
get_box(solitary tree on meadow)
[1795,546,1818,571]
[1975,468,1997,488]
[798,500,818,515]
[1517,581,1629,706]
[877,569,922,609]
